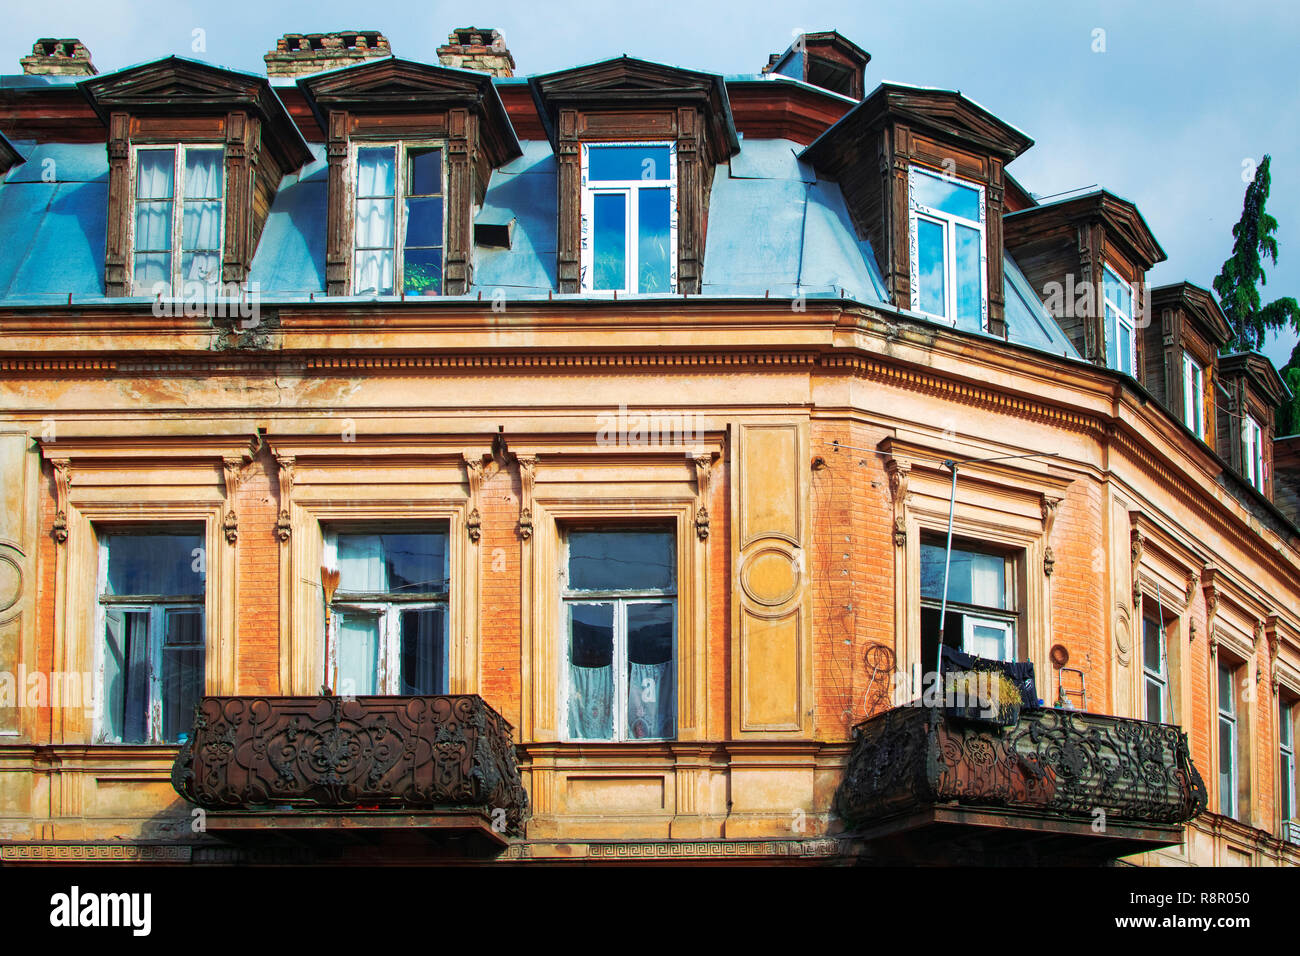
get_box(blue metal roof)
[0,126,1079,359]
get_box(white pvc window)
[907,165,987,328]
[323,529,449,695]
[1183,352,1206,439]
[1103,264,1137,376]
[131,145,225,295]
[351,143,445,295]
[1143,613,1168,723]
[561,528,676,741]
[580,142,677,294]
[1218,662,1239,819]
[1243,414,1265,492]
[96,531,205,744]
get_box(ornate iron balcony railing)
[171,695,529,835]
[834,705,1207,832]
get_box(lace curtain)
[182,149,223,284]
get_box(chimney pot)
[21,37,97,76]
[437,26,515,77]
[264,30,392,78]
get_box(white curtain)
[627,661,674,738]
[180,150,223,284]
[353,149,396,293]
[969,556,1001,607]
[356,148,395,198]
[337,612,378,696]
[337,534,385,592]
[136,149,174,201]
[567,664,613,739]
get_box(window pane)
[182,200,222,252]
[404,196,443,250]
[1218,664,1234,713]
[105,533,204,597]
[356,147,396,197]
[627,602,674,739]
[920,543,1004,608]
[912,170,981,221]
[135,200,173,253]
[1104,267,1131,315]
[965,621,1008,661]
[567,603,614,739]
[1118,322,1132,374]
[568,530,674,591]
[1143,616,1163,673]
[337,532,445,595]
[407,148,442,196]
[589,146,671,182]
[136,149,175,200]
[1219,717,1235,816]
[399,607,446,695]
[593,193,627,291]
[353,249,394,295]
[1282,702,1293,745]
[638,187,671,293]
[1146,678,1164,723]
[162,608,204,742]
[355,198,395,249]
[183,149,223,200]
[181,251,221,286]
[915,218,945,317]
[104,609,150,743]
[337,611,379,696]
[403,247,443,296]
[133,252,172,291]
[954,223,982,324]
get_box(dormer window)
[908,165,986,328]
[1182,351,1207,440]
[581,143,676,294]
[351,143,445,295]
[1243,414,1265,492]
[131,145,225,295]
[1103,264,1137,375]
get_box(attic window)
[581,143,677,294]
[131,145,225,295]
[351,143,445,296]
[806,58,854,98]
[908,165,986,328]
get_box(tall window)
[97,530,205,744]
[1218,661,1240,820]
[562,528,676,741]
[352,144,445,295]
[324,528,449,695]
[1143,612,1169,723]
[581,143,676,294]
[1281,699,1296,828]
[1243,414,1265,492]
[907,165,986,328]
[1102,264,1136,376]
[920,539,1018,665]
[132,146,224,295]
[1182,352,1206,439]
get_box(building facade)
[0,28,1297,866]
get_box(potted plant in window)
[404,263,441,296]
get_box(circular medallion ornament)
[740,547,800,607]
[0,553,21,614]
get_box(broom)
[321,566,341,696]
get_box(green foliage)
[1213,155,1300,352]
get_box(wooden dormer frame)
[0,131,23,178]
[80,57,313,297]
[297,57,522,297]
[1003,190,1166,371]
[800,83,1034,337]
[528,57,740,294]
[1147,282,1233,443]
[1217,351,1288,499]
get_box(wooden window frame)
[321,526,451,696]
[128,143,227,297]
[1280,697,1296,829]
[1243,413,1265,492]
[1218,657,1242,820]
[558,525,678,742]
[347,140,448,297]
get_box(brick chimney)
[436,27,515,77]
[264,31,392,78]
[21,38,97,76]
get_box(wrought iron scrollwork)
[835,705,1207,831]
[171,694,530,835]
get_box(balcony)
[834,705,1207,864]
[171,695,529,855]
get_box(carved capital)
[517,456,537,540]
[50,458,72,544]
[463,456,485,543]
[884,458,911,547]
[1202,567,1220,653]
[1130,527,1144,609]
[692,453,717,541]
[273,453,295,542]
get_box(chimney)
[21,38,97,77]
[436,27,515,78]
[264,31,392,78]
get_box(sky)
[5,0,1298,368]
